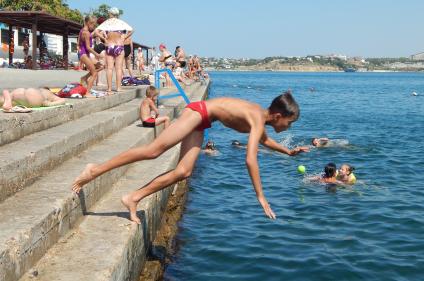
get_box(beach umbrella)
[96,18,133,32]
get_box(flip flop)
[91,90,106,98]
[3,105,33,113]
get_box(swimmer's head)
[146,86,159,99]
[268,90,299,133]
[232,140,241,146]
[339,164,355,176]
[205,140,216,150]
[312,138,319,146]
[324,163,337,178]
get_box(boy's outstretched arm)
[261,134,309,156]
[246,116,276,220]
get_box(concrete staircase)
[0,81,209,281]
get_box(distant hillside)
[202,56,424,72]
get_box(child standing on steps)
[139,86,170,128]
[72,91,309,223]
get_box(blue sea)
[164,72,424,281]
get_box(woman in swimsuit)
[78,15,101,97]
[136,47,145,73]
[175,46,187,68]
[123,36,133,77]
[97,8,133,93]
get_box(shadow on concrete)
[83,210,147,221]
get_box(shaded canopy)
[0,11,81,36]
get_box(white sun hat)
[109,7,120,16]
[96,17,133,32]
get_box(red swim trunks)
[142,117,156,128]
[186,101,211,131]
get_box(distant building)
[410,52,424,61]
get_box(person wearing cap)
[95,7,133,93]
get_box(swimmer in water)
[311,137,350,148]
[311,137,330,147]
[337,164,356,185]
[202,140,218,155]
[310,163,342,184]
[231,140,246,148]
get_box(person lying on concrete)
[72,91,310,223]
[1,88,66,113]
[140,86,170,128]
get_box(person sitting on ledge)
[139,86,170,128]
[1,88,66,113]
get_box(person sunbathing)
[1,88,66,113]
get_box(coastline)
[205,68,424,73]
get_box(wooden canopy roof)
[0,11,82,35]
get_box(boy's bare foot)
[121,194,141,224]
[2,90,12,111]
[72,163,97,193]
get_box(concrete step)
[0,98,146,203]
[0,113,173,281]
[19,145,181,281]
[0,86,148,146]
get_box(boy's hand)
[290,146,310,156]
[258,196,276,219]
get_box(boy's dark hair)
[269,91,299,120]
[146,86,158,98]
[324,163,337,178]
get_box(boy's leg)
[72,108,203,192]
[122,130,203,223]
[155,116,170,128]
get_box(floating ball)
[297,165,306,174]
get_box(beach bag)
[56,83,87,98]
[133,77,150,85]
[121,76,133,86]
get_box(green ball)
[297,165,306,174]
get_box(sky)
[68,0,424,59]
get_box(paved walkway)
[0,68,138,89]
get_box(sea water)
[165,72,424,281]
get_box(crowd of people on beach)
[75,8,208,97]
[0,6,208,111]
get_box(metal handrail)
[155,68,190,104]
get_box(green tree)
[89,4,123,19]
[0,0,83,23]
